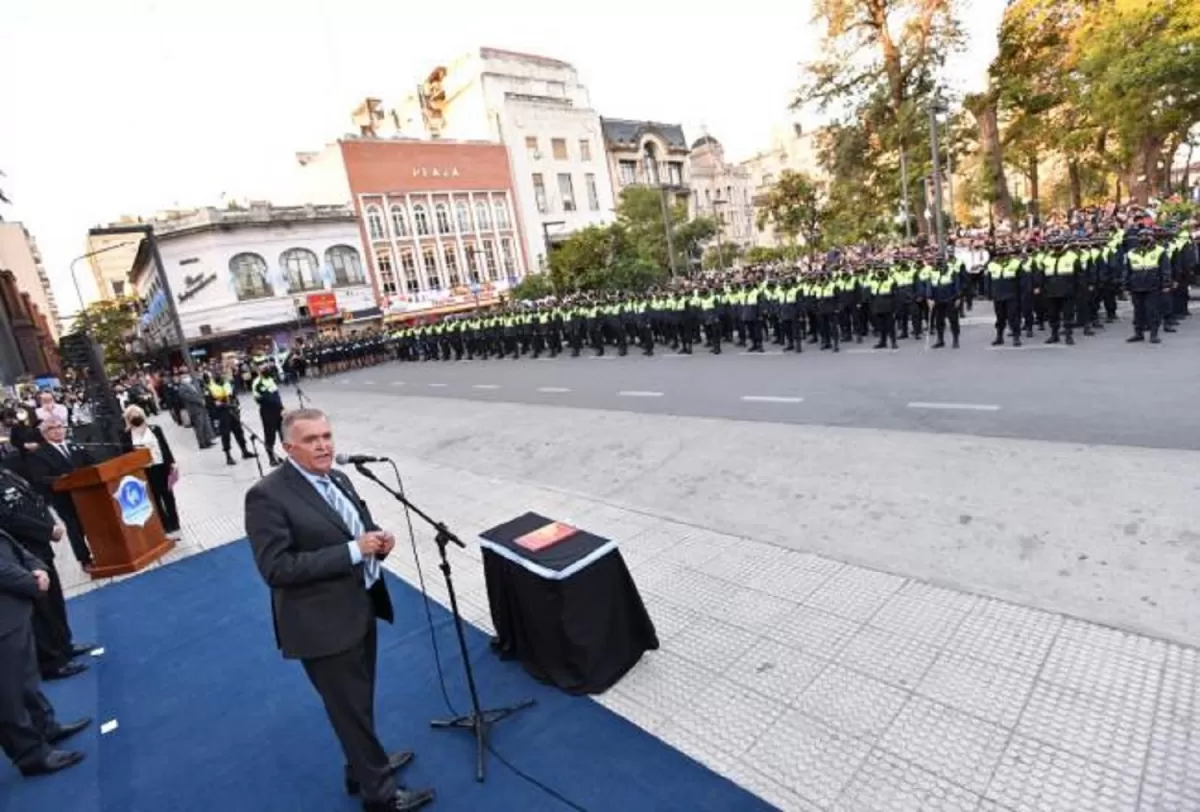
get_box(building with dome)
[687,134,755,251]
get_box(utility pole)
[928,101,948,262]
[660,185,678,277]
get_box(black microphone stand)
[295,384,310,409]
[350,462,534,781]
[242,430,265,478]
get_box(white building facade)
[391,48,617,271]
[688,135,756,248]
[129,204,377,352]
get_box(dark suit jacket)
[0,469,57,561]
[120,425,176,468]
[0,528,46,637]
[245,462,393,661]
[23,442,95,504]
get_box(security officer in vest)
[251,364,285,466]
[928,258,962,349]
[0,468,95,680]
[208,373,255,466]
[984,246,1024,347]
[1124,229,1169,344]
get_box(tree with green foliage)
[76,298,138,371]
[755,170,828,261]
[796,0,964,238]
[702,242,742,270]
[508,272,555,301]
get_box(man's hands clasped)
[356,530,396,560]
[32,569,51,592]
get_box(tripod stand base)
[431,698,536,781]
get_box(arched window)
[493,199,511,229]
[474,200,491,230]
[389,205,409,237]
[399,250,420,294]
[464,245,481,284]
[443,245,461,288]
[365,206,385,241]
[228,253,273,300]
[434,203,452,234]
[325,245,364,287]
[279,247,322,292]
[421,247,441,290]
[642,142,660,185]
[412,204,430,236]
[455,201,472,233]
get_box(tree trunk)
[1183,141,1194,193]
[1028,155,1040,225]
[1068,160,1083,210]
[966,93,1015,226]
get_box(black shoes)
[363,788,435,811]
[43,661,88,681]
[346,750,414,795]
[48,717,91,744]
[20,749,86,777]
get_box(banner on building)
[306,292,339,318]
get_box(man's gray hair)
[281,407,329,442]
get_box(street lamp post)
[67,240,137,333]
[88,224,197,377]
[928,100,949,262]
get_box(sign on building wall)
[306,292,339,318]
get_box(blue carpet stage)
[2,541,774,812]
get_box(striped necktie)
[318,478,379,589]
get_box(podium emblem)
[114,475,154,527]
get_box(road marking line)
[987,343,1067,351]
[845,348,900,354]
[741,395,804,404]
[738,351,784,356]
[472,384,500,390]
[427,383,448,388]
[534,357,555,361]
[538,387,571,393]
[588,356,616,360]
[618,390,664,398]
[364,380,376,385]
[390,381,405,386]
[907,401,1001,412]
[101,720,119,735]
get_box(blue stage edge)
[1,541,776,812]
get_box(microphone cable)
[386,461,588,812]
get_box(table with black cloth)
[480,511,659,695]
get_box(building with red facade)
[295,133,528,321]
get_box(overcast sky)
[0,0,1003,311]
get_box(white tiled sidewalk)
[59,416,1199,812]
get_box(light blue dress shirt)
[288,460,372,577]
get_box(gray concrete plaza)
[58,329,1200,810]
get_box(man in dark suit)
[245,408,434,812]
[0,467,95,680]
[23,416,94,568]
[0,528,91,777]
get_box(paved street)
[56,366,1200,811]
[317,313,1200,452]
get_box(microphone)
[334,453,391,466]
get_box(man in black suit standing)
[0,467,95,681]
[0,528,91,777]
[23,416,94,568]
[245,408,434,812]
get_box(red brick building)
[298,138,528,320]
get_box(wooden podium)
[53,448,175,579]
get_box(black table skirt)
[483,546,659,695]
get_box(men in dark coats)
[0,528,91,777]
